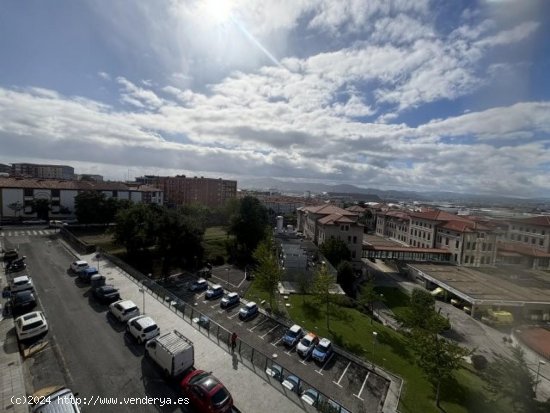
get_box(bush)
[471,354,488,371]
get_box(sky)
[0,0,549,197]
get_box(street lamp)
[535,359,546,395]
[372,331,378,369]
[226,267,230,284]
[95,253,101,272]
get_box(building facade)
[11,163,75,180]
[136,175,237,208]
[0,177,163,221]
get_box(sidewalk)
[0,276,27,413]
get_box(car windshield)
[286,329,298,338]
[211,387,229,406]
[143,325,157,333]
[316,342,329,352]
[22,321,43,330]
[301,337,312,346]
[188,372,210,385]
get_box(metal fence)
[100,250,351,413]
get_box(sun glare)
[202,0,233,24]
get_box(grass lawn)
[203,226,232,263]
[286,295,510,413]
[374,286,410,320]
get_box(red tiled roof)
[497,241,550,258]
[438,220,491,233]
[302,204,358,216]
[318,213,356,225]
[346,205,366,213]
[510,215,550,227]
[0,177,156,192]
[409,209,471,222]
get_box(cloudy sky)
[1,0,549,197]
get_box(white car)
[70,260,89,273]
[15,311,48,341]
[296,332,319,358]
[10,275,34,292]
[109,300,140,322]
[126,315,160,344]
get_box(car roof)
[83,267,98,273]
[289,324,302,333]
[304,332,317,339]
[131,316,156,328]
[227,292,238,298]
[14,290,33,298]
[196,278,207,283]
[73,260,87,265]
[211,284,222,289]
[13,275,30,282]
[17,311,44,325]
[318,338,332,346]
[112,299,137,309]
[246,301,257,307]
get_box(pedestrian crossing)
[0,229,57,237]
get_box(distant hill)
[238,177,548,206]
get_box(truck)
[144,330,194,378]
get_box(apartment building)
[11,163,75,180]
[297,204,363,267]
[0,177,163,221]
[136,175,237,208]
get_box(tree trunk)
[326,298,330,330]
[435,379,441,409]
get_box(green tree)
[75,191,106,223]
[319,238,351,268]
[313,264,336,330]
[252,238,282,310]
[113,204,159,257]
[31,199,51,221]
[7,201,23,218]
[336,260,355,295]
[484,346,538,412]
[398,288,449,332]
[357,280,378,323]
[228,196,269,262]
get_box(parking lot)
[160,271,389,413]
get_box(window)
[455,240,459,248]
[510,234,515,240]
[482,243,486,251]
[428,234,431,240]
[531,238,536,244]
[466,242,470,249]
[524,236,528,242]
[454,254,457,261]
[480,257,485,264]
[540,239,544,246]
[24,188,33,197]
[488,244,493,251]
[542,231,546,236]
[353,236,357,244]
[464,256,469,264]
[351,251,356,259]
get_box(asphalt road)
[3,231,193,413]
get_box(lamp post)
[95,253,101,272]
[535,359,546,395]
[372,331,378,369]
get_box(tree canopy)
[319,238,351,268]
[74,191,131,224]
[313,264,336,330]
[228,196,269,262]
[252,237,282,310]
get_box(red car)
[180,370,233,413]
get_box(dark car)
[77,267,99,283]
[7,257,27,273]
[188,278,208,292]
[180,370,233,413]
[3,249,18,262]
[11,290,37,316]
[220,292,240,309]
[93,285,121,304]
[238,302,259,321]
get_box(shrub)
[471,354,488,371]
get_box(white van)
[145,330,194,377]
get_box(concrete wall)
[1,188,23,218]
[60,190,78,213]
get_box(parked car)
[92,285,121,304]
[265,363,284,382]
[301,388,319,406]
[296,332,319,358]
[238,302,259,321]
[70,260,89,273]
[188,278,208,292]
[220,292,240,309]
[282,324,304,347]
[180,369,233,413]
[10,275,34,292]
[7,257,26,273]
[11,290,37,316]
[312,337,333,363]
[31,387,81,413]
[282,375,302,393]
[2,249,18,262]
[205,284,224,300]
[15,311,48,341]
[126,315,160,344]
[109,300,140,322]
[77,267,99,283]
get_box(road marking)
[284,347,295,355]
[218,309,225,314]
[197,292,206,300]
[315,353,334,375]
[26,230,32,235]
[0,232,4,237]
[299,356,309,365]
[353,372,370,401]
[228,312,240,319]
[248,318,269,332]
[32,230,38,235]
[260,325,280,340]
[271,338,282,347]
[332,362,351,387]
[210,303,220,309]
[38,230,45,235]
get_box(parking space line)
[228,312,240,319]
[315,353,334,375]
[248,318,269,332]
[284,347,295,356]
[299,357,308,365]
[196,292,206,300]
[332,361,351,387]
[217,309,225,314]
[271,338,282,347]
[210,303,220,309]
[260,325,279,339]
[353,372,370,401]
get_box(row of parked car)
[69,260,234,413]
[187,275,338,409]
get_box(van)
[32,387,80,413]
[145,330,194,378]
